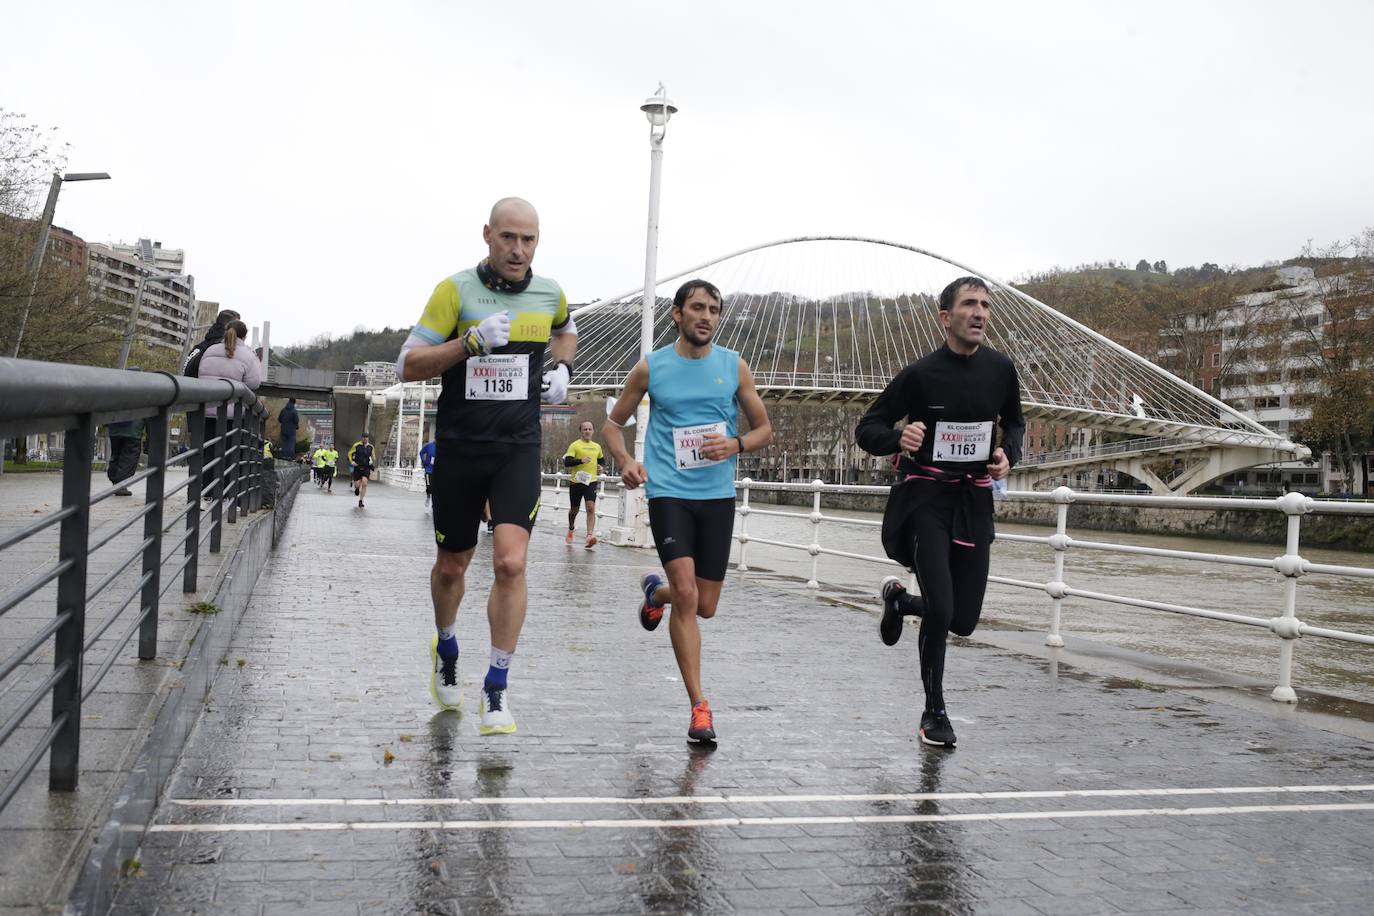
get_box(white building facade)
[86,240,195,354]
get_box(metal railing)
[1019,435,1197,468]
[0,358,272,814]
[536,473,1374,704]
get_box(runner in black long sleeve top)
[855,276,1025,748]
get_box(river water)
[561,489,1374,705]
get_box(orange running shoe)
[565,529,574,545]
[638,572,665,631]
[688,700,716,744]
[585,534,598,549]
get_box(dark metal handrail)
[0,357,269,814]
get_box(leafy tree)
[1135,259,1151,272]
[274,327,409,371]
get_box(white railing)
[1019,435,1196,468]
[536,474,1374,704]
[379,466,425,491]
[541,472,625,528]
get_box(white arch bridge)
[566,236,1306,495]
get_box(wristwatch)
[735,435,746,454]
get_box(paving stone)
[95,481,1374,914]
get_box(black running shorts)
[647,497,736,582]
[432,441,540,553]
[351,467,370,482]
[569,481,599,507]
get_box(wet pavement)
[110,480,1374,914]
[0,470,256,913]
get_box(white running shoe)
[479,684,516,735]
[428,635,463,711]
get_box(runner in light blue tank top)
[644,343,740,501]
[603,279,774,746]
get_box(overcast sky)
[4,0,1370,346]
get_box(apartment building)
[1158,265,1369,494]
[86,241,194,353]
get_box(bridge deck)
[110,482,1374,914]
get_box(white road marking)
[148,801,1374,833]
[168,783,1374,808]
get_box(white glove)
[541,363,570,404]
[462,311,510,356]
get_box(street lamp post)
[117,272,182,369]
[614,85,678,547]
[9,171,111,358]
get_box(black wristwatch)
[556,359,574,374]
[735,435,746,454]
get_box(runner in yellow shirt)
[322,443,338,493]
[562,421,605,548]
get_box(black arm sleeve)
[855,366,914,457]
[999,361,1026,468]
[562,455,580,468]
[182,346,204,378]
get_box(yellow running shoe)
[479,683,516,735]
[429,634,463,711]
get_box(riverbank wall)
[744,487,1374,551]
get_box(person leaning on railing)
[196,319,261,492]
[182,309,241,378]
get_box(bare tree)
[1282,229,1374,491]
[0,109,124,362]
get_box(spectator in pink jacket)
[199,320,261,414]
[198,321,260,492]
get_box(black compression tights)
[900,511,990,713]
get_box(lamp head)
[640,84,677,128]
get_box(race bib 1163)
[932,420,993,462]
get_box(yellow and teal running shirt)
[411,267,569,445]
[564,439,604,485]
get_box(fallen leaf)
[383,749,396,764]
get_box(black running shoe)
[919,710,956,747]
[879,575,906,646]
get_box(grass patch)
[188,601,221,615]
[2,460,108,473]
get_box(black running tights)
[908,509,990,713]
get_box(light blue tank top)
[645,344,740,500]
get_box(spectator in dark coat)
[107,366,146,496]
[107,418,144,496]
[279,398,300,458]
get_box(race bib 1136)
[465,354,528,401]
